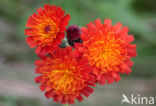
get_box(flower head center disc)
[45,58,85,95]
[87,35,126,73]
[37,18,60,39]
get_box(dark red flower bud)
[66,25,80,40]
[66,25,83,46]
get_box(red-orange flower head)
[25,4,70,55]
[75,19,137,85]
[35,47,95,104]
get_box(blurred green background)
[0,0,156,106]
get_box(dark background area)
[0,0,156,106]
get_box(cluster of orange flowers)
[25,4,136,105]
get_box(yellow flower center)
[44,58,85,95]
[36,18,60,40]
[86,33,126,73]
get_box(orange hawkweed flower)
[75,19,136,85]
[35,47,95,104]
[25,4,70,54]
